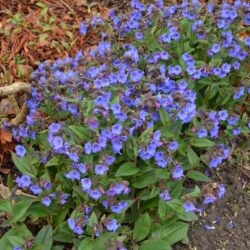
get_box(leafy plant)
[1,1,249,249]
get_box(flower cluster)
[8,0,249,248]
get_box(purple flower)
[203,224,215,231]
[183,201,196,212]
[218,184,225,199]
[245,37,250,46]
[135,32,144,40]
[29,185,42,195]
[159,189,171,201]
[111,201,128,214]
[60,193,69,205]
[49,123,62,134]
[228,115,239,126]
[84,142,92,155]
[244,13,250,25]
[87,188,102,200]
[130,69,144,82]
[104,155,116,165]
[15,145,26,157]
[232,127,241,136]
[232,61,240,70]
[13,247,23,250]
[106,219,120,232]
[65,170,80,180]
[218,110,228,121]
[221,63,231,73]
[197,128,208,138]
[112,123,123,135]
[168,141,179,151]
[95,164,109,175]
[81,178,92,190]
[203,195,217,205]
[41,196,52,206]
[79,21,87,35]
[172,165,184,180]
[233,87,245,100]
[51,136,64,150]
[211,44,221,54]
[67,218,84,235]
[168,65,182,76]
[16,175,32,188]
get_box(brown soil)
[175,159,250,250]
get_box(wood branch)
[0,82,31,97]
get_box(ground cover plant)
[0,0,249,249]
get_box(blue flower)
[81,178,92,190]
[211,43,221,54]
[95,164,109,175]
[130,69,144,82]
[203,195,217,205]
[159,189,171,201]
[41,197,52,207]
[183,201,196,212]
[245,37,250,46]
[51,136,64,150]
[106,219,120,232]
[112,123,123,135]
[84,142,92,155]
[218,110,228,121]
[244,13,250,25]
[232,127,241,136]
[87,188,102,200]
[79,21,87,35]
[104,155,116,165]
[15,145,27,157]
[168,141,179,151]
[29,185,42,195]
[197,128,208,138]
[135,32,144,40]
[65,170,81,180]
[16,175,32,188]
[172,165,184,180]
[168,65,182,76]
[218,184,225,199]
[233,87,245,100]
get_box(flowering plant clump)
[1,0,250,249]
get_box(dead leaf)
[0,129,12,144]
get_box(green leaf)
[45,156,60,167]
[36,2,47,8]
[134,213,151,242]
[0,199,12,213]
[189,185,201,198]
[69,125,90,139]
[133,172,158,189]
[39,34,48,42]
[177,212,198,222]
[12,154,36,177]
[35,225,53,250]
[191,138,214,148]
[115,162,139,177]
[187,170,211,182]
[166,199,183,214]
[9,199,33,223]
[187,147,199,166]
[159,108,169,126]
[7,236,25,247]
[158,199,167,219]
[53,222,73,243]
[78,238,95,250]
[139,239,171,250]
[0,224,32,249]
[163,222,188,245]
